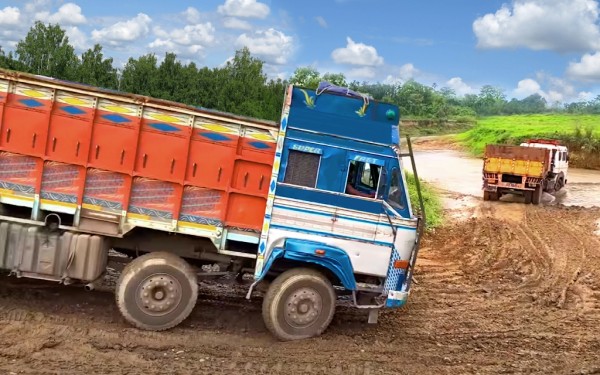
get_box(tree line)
[1,21,599,123]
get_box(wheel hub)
[137,273,182,316]
[284,287,322,327]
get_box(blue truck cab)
[250,83,423,341]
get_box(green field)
[406,172,443,230]
[456,114,600,156]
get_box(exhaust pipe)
[84,278,102,291]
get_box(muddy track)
[1,203,600,374]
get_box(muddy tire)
[116,252,198,331]
[262,268,336,341]
[490,192,500,201]
[532,185,543,205]
[483,191,491,201]
[524,191,533,204]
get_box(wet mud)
[1,140,600,374]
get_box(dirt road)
[1,141,600,374]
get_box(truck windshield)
[387,168,404,210]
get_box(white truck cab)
[519,139,569,189]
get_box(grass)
[456,114,600,157]
[406,172,443,230]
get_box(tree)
[76,44,118,89]
[15,21,78,80]
[119,54,159,96]
[289,66,321,89]
[322,72,347,87]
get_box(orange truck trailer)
[482,139,569,204]
[0,69,424,340]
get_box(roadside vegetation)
[406,172,443,230]
[4,22,600,126]
[457,114,600,169]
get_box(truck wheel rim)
[136,273,182,316]
[284,287,322,328]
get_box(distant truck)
[0,70,424,341]
[482,139,569,204]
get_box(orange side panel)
[179,186,226,224]
[239,136,276,164]
[40,161,84,207]
[186,140,235,190]
[128,177,180,223]
[47,109,93,165]
[1,94,51,156]
[89,122,138,173]
[231,160,272,196]
[136,128,189,182]
[226,193,266,230]
[0,152,41,204]
[83,169,129,214]
[0,77,278,232]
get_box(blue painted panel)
[199,132,230,142]
[286,129,395,158]
[148,123,180,132]
[102,114,131,124]
[60,105,86,115]
[19,98,43,108]
[256,238,357,290]
[249,141,270,149]
[289,87,400,146]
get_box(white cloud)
[218,0,270,19]
[348,66,376,79]
[150,23,215,58]
[398,63,419,81]
[0,6,21,26]
[92,13,152,46]
[331,37,384,66]
[154,24,215,46]
[65,26,88,51]
[473,0,600,53]
[223,17,253,30]
[567,52,600,82]
[578,91,594,101]
[182,7,201,23]
[315,16,327,28]
[514,78,542,97]
[446,77,476,96]
[512,74,585,103]
[35,3,86,25]
[236,28,294,64]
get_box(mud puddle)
[407,150,600,208]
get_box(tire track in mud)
[0,204,599,374]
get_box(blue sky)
[1,0,600,103]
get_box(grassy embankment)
[406,172,443,230]
[456,114,600,169]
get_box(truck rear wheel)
[262,268,336,341]
[116,252,198,331]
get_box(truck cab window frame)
[387,167,405,210]
[345,160,381,199]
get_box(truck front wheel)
[262,268,336,341]
[116,252,198,331]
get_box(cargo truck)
[0,70,424,341]
[482,139,569,204]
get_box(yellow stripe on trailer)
[485,157,545,178]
